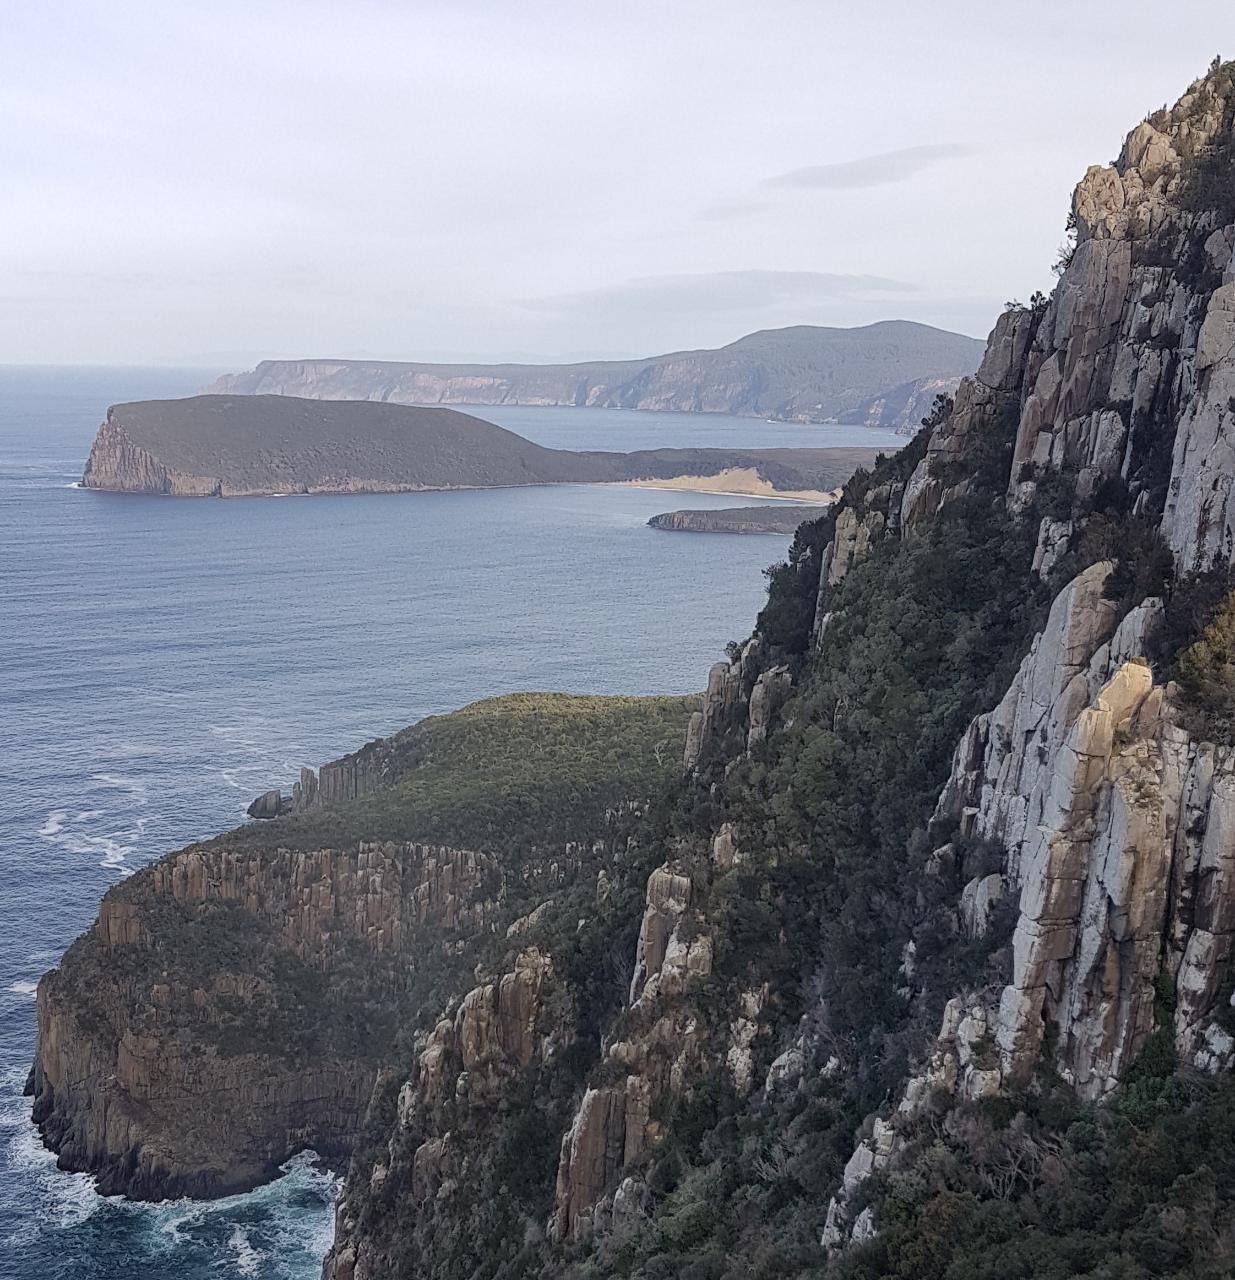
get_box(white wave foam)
[7,981,37,996]
[228,1225,264,1277]
[89,772,149,803]
[0,1063,32,1090]
[37,810,68,838]
[49,828,135,870]
[0,1096,100,1232]
[36,786,149,870]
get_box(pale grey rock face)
[628,866,693,1007]
[995,659,1163,1093]
[933,561,1122,874]
[823,993,1002,1248]
[739,69,1235,1264]
[1032,518,1073,578]
[812,300,1046,637]
[960,873,1005,938]
[931,556,1235,1097]
[711,822,740,870]
[684,641,758,769]
[763,1042,806,1096]
[1161,279,1235,570]
[747,664,792,749]
[610,1176,646,1238]
[685,636,795,769]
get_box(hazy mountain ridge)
[208,321,984,428]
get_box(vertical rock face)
[820,65,1235,1251]
[628,867,693,1006]
[544,855,715,1245]
[550,1087,631,1243]
[404,950,559,1115]
[82,417,221,496]
[29,838,499,1199]
[681,643,795,770]
[932,571,1235,1098]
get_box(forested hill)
[80,394,880,498]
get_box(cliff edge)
[28,694,696,1199]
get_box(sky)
[2,0,1231,367]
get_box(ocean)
[0,366,900,1278]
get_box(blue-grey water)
[0,367,900,1278]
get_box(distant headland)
[207,320,983,432]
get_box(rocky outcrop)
[928,560,1235,1095]
[823,994,1002,1248]
[819,64,1235,1253]
[550,1087,635,1243]
[548,854,717,1243]
[811,304,1045,611]
[647,503,830,534]
[210,322,984,425]
[683,636,792,768]
[404,949,559,1113]
[839,374,967,433]
[246,788,285,819]
[324,948,571,1279]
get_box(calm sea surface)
[0,367,900,1278]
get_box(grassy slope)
[69,692,697,1064]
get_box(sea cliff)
[27,694,696,1199]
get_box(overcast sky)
[3,1,1230,367]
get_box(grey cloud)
[764,144,973,190]
[522,269,917,317]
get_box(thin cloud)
[521,269,918,317]
[696,197,770,222]
[764,144,973,190]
